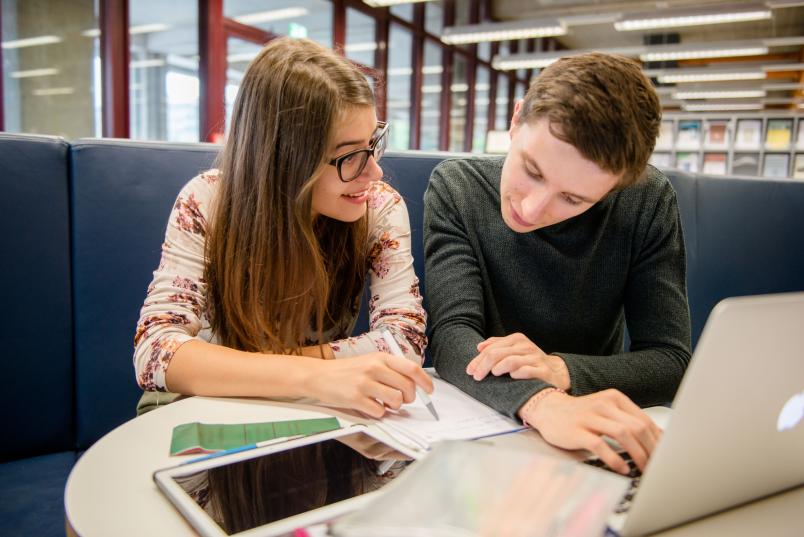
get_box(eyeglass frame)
[327,121,389,182]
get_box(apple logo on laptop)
[777,391,804,432]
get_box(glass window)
[473,67,490,153]
[387,24,412,151]
[390,4,413,22]
[449,54,468,152]
[225,38,264,133]
[345,8,375,68]
[2,0,99,138]
[496,73,509,131]
[514,80,525,105]
[420,40,442,151]
[225,0,331,46]
[424,2,443,36]
[477,41,491,62]
[454,0,471,25]
[129,0,199,142]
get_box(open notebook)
[371,377,527,452]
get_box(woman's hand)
[306,352,433,419]
[519,389,662,475]
[466,333,570,390]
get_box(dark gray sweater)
[423,156,691,420]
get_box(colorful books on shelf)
[762,153,790,178]
[675,151,699,173]
[735,119,762,150]
[650,152,672,169]
[676,120,702,150]
[704,121,729,150]
[765,119,794,151]
[794,154,804,180]
[702,153,728,175]
[797,120,804,150]
[656,120,674,150]
[733,153,760,177]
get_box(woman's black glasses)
[328,121,389,182]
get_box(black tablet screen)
[171,432,410,535]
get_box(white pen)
[381,330,439,421]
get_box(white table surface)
[64,397,804,536]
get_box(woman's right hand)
[306,352,434,418]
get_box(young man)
[424,53,691,475]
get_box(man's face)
[499,108,620,233]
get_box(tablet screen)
[169,432,411,535]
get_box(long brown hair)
[205,38,373,353]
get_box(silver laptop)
[608,292,804,536]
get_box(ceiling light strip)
[2,35,62,49]
[442,18,566,45]
[673,90,767,99]
[616,9,771,32]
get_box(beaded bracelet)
[520,387,568,428]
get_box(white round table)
[64,397,803,537]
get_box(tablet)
[153,425,421,537]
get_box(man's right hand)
[307,353,433,419]
[519,389,662,475]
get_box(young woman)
[133,37,431,417]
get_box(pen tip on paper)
[427,402,440,421]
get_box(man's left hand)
[465,333,571,390]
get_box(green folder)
[170,417,341,455]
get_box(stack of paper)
[373,377,526,451]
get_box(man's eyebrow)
[522,152,594,203]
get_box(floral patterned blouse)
[133,170,427,392]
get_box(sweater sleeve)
[556,180,692,407]
[424,164,553,420]
[329,181,427,364]
[133,172,218,392]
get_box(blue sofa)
[2,133,804,535]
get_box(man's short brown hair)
[519,52,661,189]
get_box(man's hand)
[465,333,571,390]
[519,389,662,475]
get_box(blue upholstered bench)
[2,133,804,535]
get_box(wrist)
[518,387,567,428]
[546,354,571,391]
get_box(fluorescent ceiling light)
[493,56,559,70]
[129,23,171,35]
[130,59,166,69]
[763,82,804,90]
[641,46,768,62]
[82,29,101,38]
[344,42,377,53]
[363,0,435,7]
[227,52,258,63]
[11,68,59,78]
[423,65,443,75]
[442,18,566,45]
[615,5,771,31]
[653,68,765,83]
[673,89,766,99]
[451,83,469,93]
[2,35,62,49]
[763,62,804,72]
[234,8,309,24]
[683,102,763,111]
[422,84,442,93]
[32,87,74,96]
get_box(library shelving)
[650,112,804,180]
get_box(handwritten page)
[376,377,526,449]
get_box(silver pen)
[381,330,440,421]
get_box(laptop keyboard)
[583,451,642,514]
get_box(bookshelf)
[651,112,804,180]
